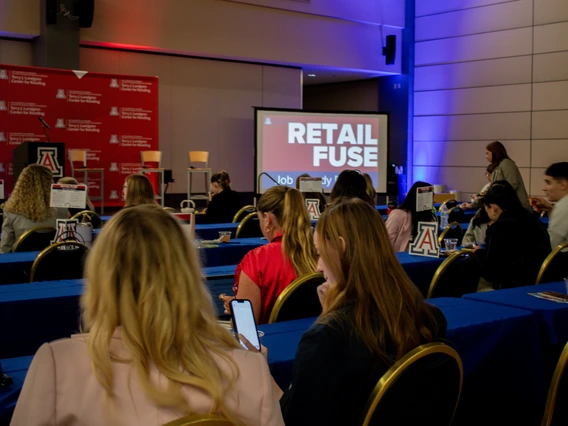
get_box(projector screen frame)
[253,107,390,195]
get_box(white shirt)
[549,194,568,248]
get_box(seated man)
[532,162,568,248]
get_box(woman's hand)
[219,294,235,315]
[461,202,473,209]
[239,334,268,359]
[317,282,332,307]
[530,197,552,213]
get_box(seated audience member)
[461,165,492,210]
[295,173,327,213]
[0,165,56,253]
[10,206,284,426]
[206,171,242,223]
[55,177,96,219]
[531,162,568,248]
[123,173,156,208]
[476,181,551,290]
[462,207,492,247]
[242,198,447,425]
[222,186,317,324]
[386,181,437,252]
[329,170,374,207]
[362,173,376,203]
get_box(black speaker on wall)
[46,0,57,25]
[383,35,396,65]
[73,0,95,28]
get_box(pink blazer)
[385,209,412,252]
[10,329,285,426]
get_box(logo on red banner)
[110,79,119,88]
[0,132,5,142]
[109,134,118,144]
[0,70,7,80]
[110,190,119,199]
[56,89,66,99]
[109,162,118,172]
[0,101,6,111]
[37,147,63,177]
[55,119,65,129]
[110,107,119,116]
[0,163,5,173]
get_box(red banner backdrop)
[0,64,159,207]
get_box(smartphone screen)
[230,299,261,350]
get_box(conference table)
[0,238,265,285]
[0,296,546,425]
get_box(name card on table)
[50,184,87,209]
[416,186,434,212]
[299,177,323,193]
[305,199,321,220]
[51,219,88,248]
[0,179,4,199]
[409,222,439,258]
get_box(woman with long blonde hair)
[222,186,317,324]
[11,205,284,426]
[123,173,156,207]
[0,164,56,253]
[273,198,446,425]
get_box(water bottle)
[440,203,449,229]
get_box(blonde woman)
[222,186,317,324]
[0,164,56,253]
[123,173,156,207]
[55,176,96,218]
[11,205,284,426]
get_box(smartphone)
[229,299,261,351]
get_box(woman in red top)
[224,186,317,324]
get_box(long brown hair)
[211,171,231,190]
[5,164,54,222]
[124,174,155,207]
[82,205,242,423]
[486,141,510,173]
[316,198,443,363]
[258,186,317,276]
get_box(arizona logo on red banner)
[37,147,63,177]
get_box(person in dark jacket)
[206,171,241,223]
[476,181,551,290]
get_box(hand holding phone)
[230,299,261,351]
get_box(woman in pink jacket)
[11,205,284,426]
[385,181,437,252]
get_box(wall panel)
[534,22,568,54]
[416,0,516,18]
[534,0,568,25]
[532,111,568,139]
[533,81,568,111]
[533,52,568,83]
[531,140,568,168]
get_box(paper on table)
[528,292,568,304]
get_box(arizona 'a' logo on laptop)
[0,101,6,111]
[37,147,63,178]
[408,222,439,258]
[0,132,5,142]
[110,79,119,88]
[56,89,66,99]
[55,119,66,129]
[0,70,7,80]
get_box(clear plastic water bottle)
[440,203,449,229]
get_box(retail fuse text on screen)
[288,123,378,167]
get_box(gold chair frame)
[232,205,256,223]
[235,212,259,239]
[426,249,475,299]
[536,242,568,284]
[30,241,89,282]
[542,341,568,426]
[163,414,235,426]
[438,199,457,211]
[361,342,463,426]
[268,272,324,324]
[70,210,102,228]
[12,226,57,252]
[438,222,463,245]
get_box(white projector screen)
[255,108,389,194]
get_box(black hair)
[399,181,436,238]
[545,162,568,182]
[211,171,231,189]
[330,170,374,207]
[483,180,530,220]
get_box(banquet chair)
[187,151,212,204]
[163,414,235,426]
[439,199,458,211]
[438,222,463,245]
[360,342,462,426]
[70,210,103,229]
[12,226,56,252]
[140,150,165,207]
[68,149,105,214]
[30,241,89,282]
[268,272,325,324]
[448,206,465,224]
[536,242,568,284]
[232,205,256,223]
[235,212,262,239]
[541,341,568,426]
[426,249,479,299]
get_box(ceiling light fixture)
[307,74,316,77]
